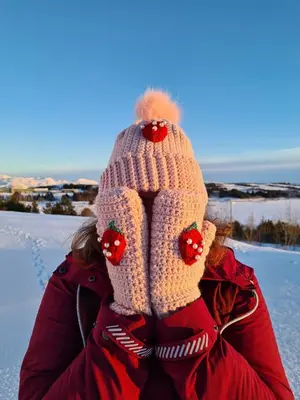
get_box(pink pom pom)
[135,89,181,125]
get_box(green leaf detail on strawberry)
[184,222,198,232]
[108,220,124,235]
[179,222,204,266]
[101,221,126,266]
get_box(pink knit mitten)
[95,187,151,316]
[150,189,216,318]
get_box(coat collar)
[202,248,256,291]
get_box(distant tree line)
[205,183,300,199]
[73,190,98,202]
[61,184,97,190]
[0,193,39,213]
[0,194,94,217]
[3,185,300,202]
[43,196,77,216]
[43,197,94,217]
[231,219,300,248]
[29,184,97,190]
[0,188,98,203]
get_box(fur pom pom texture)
[135,89,181,125]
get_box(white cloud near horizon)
[2,147,300,182]
[199,147,300,172]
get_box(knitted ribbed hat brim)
[100,153,207,199]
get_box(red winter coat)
[19,248,294,400]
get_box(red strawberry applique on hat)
[141,120,168,143]
[98,221,126,266]
[179,222,205,266]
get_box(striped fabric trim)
[155,332,209,361]
[105,324,153,359]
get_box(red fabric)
[19,250,294,400]
[156,296,293,399]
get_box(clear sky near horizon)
[0,0,300,183]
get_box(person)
[19,90,294,400]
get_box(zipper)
[220,281,259,335]
[76,285,87,347]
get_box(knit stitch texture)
[150,189,216,317]
[95,187,151,315]
[99,122,207,197]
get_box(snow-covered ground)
[0,211,299,399]
[208,198,300,225]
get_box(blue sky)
[0,0,299,182]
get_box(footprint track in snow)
[3,225,50,291]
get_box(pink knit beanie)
[99,89,207,201]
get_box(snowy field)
[208,198,300,225]
[31,197,300,226]
[12,197,300,226]
[0,211,299,399]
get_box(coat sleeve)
[19,271,154,400]
[155,276,294,400]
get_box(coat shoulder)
[52,251,112,297]
[203,247,255,289]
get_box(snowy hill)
[0,212,299,399]
[0,175,98,189]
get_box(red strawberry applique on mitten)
[141,120,168,143]
[99,221,126,266]
[179,222,205,266]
